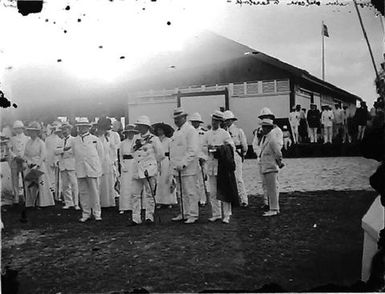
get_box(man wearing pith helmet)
[256,107,283,216]
[223,110,248,208]
[189,112,208,207]
[71,118,104,222]
[8,120,30,204]
[130,115,164,226]
[170,107,199,224]
[201,110,235,224]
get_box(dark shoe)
[145,219,154,225]
[260,204,269,211]
[128,221,139,226]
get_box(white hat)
[122,124,139,133]
[173,107,188,118]
[135,115,151,127]
[26,121,42,131]
[189,112,203,123]
[258,107,275,119]
[13,120,24,129]
[75,118,92,126]
[283,125,288,130]
[53,126,62,133]
[223,110,237,121]
[60,123,72,130]
[211,110,224,121]
[261,118,274,126]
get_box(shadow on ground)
[1,190,376,293]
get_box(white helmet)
[189,112,203,123]
[135,115,151,127]
[13,120,24,129]
[258,107,275,119]
[223,110,237,121]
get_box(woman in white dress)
[154,125,177,208]
[119,124,138,214]
[23,122,55,207]
[97,118,116,208]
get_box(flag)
[322,23,329,37]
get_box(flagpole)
[353,0,380,81]
[322,20,325,81]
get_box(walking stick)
[178,170,184,220]
[56,162,60,202]
[200,164,209,203]
[144,170,159,223]
[20,170,27,223]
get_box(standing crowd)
[285,97,384,148]
[1,106,286,225]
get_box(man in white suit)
[170,107,199,224]
[71,118,104,222]
[223,110,248,207]
[55,123,79,210]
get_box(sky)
[0,0,384,120]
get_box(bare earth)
[1,157,379,293]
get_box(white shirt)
[55,135,76,171]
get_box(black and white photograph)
[0,0,384,292]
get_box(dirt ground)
[1,190,377,293]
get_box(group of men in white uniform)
[5,105,284,225]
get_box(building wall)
[128,98,176,126]
[230,94,290,142]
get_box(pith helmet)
[223,110,237,121]
[135,115,151,127]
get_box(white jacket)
[8,133,29,160]
[289,111,300,128]
[55,135,76,171]
[228,124,248,157]
[71,132,104,178]
[202,127,234,176]
[169,122,199,176]
[321,110,334,127]
[45,134,62,167]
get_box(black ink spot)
[77,18,81,22]
[13,103,17,109]
[64,30,68,33]
[142,7,146,10]
[99,45,103,49]
[53,21,56,24]
[65,5,70,11]
[167,21,171,25]
[151,0,156,2]
[57,59,62,63]
[5,66,13,70]
[120,56,125,59]
[0,91,11,109]
[83,13,86,16]
[45,19,49,22]
[17,1,43,16]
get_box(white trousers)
[208,175,231,219]
[61,170,79,207]
[309,128,318,143]
[78,177,101,219]
[261,172,280,212]
[196,166,207,204]
[234,153,248,205]
[291,126,298,143]
[323,126,333,143]
[176,174,199,220]
[131,177,156,224]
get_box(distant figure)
[342,105,352,144]
[282,125,292,150]
[289,105,300,144]
[321,105,334,144]
[307,104,321,143]
[355,101,370,141]
[298,108,308,143]
[333,103,344,143]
